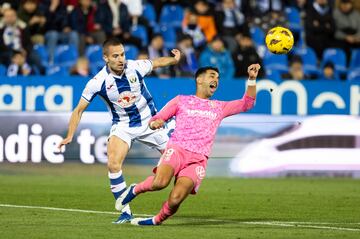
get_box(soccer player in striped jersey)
[115,64,260,225]
[58,38,181,223]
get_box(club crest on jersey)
[117,91,137,108]
[195,166,206,179]
[129,76,137,83]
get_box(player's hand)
[57,137,72,151]
[170,49,181,63]
[149,119,165,130]
[248,64,261,80]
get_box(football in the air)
[265,26,294,54]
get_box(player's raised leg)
[107,135,132,223]
[115,164,174,211]
[131,176,194,226]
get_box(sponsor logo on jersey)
[117,91,137,108]
[186,109,217,120]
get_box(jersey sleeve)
[221,94,255,118]
[150,96,180,123]
[132,59,153,77]
[81,78,101,102]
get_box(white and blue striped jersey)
[81,60,157,127]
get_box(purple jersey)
[150,94,255,156]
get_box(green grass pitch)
[0,163,359,239]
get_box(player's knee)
[168,192,185,207]
[152,178,170,190]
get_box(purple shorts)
[154,144,207,194]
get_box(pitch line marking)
[0,203,359,232]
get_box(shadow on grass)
[161,215,278,227]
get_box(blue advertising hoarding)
[0,76,359,115]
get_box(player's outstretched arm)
[58,98,89,150]
[152,49,181,69]
[246,63,261,98]
[149,96,180,130]
[222,64,261,117]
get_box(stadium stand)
[293,47,320,77]
[321,48,347,75]
[263,50,288,73]
[159,4,184,29]
[0,1,359,80]
[54,44,79,69]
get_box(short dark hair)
[195,66,219,79]
[290,55,303,65]
[324,61,334,69]
[102,37,123,55]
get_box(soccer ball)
[265,26,294,54]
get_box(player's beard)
[109,63,125,76]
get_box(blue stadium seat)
[143,3,157,28]
[159,4,184,28]
[349,49,360,70]
[263,50,288,73]
[54,44,78,68]
[0,64,6,76]
[124,45,139,60]
[285,7,302,33]
[33,44,49,67]
[265,69,281,82]
[131,25,148,47]
[250,26,265,47]
[321,48,347,74]
[348,69,360,81]
[156,25,177,49]
[46,65,69,76]
[293,47,320,76]
[85,44,103,75]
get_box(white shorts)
[108,120,175,151]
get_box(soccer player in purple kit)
[115,63,261,225]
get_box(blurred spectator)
[250,0,287,33]
[121,0,142,26]
[305,0,335,59]
[70,56,90,76]
[281,56,310,80]
[182,10,206,50]
[250,0,284,16]
[183,0,217,42]
[215,0,248,52]
[148,34,172,78]
[137,49,149,60]
[68,0,106,56]
[333,0,360,62]
[40,0,79,64]
[286,0,309,16]
[121,0,153,39]
[199,36,235,80]
[0,1,21,12]
[7,49,32,76]
[17,0,46,44]
[174,34,198,77]
[63,0,77,12]
[321,61,340,80]
[96,0,142,49]
[232,33,264,78]
[0,7,43,73]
